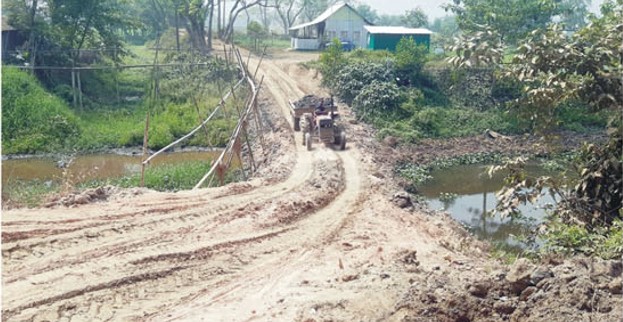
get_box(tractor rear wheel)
[339,131,346,150]
[305,133,312,151]
[293,116,300,131]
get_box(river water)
[2,151,223,186]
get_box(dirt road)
[3,50,620,322]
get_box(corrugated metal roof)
[364,26,433,35]
[289,2,371,31]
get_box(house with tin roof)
[289,2,372,50]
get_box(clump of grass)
[2,179,60,208]
[82,160,243,192]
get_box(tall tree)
[443,0,559,45]
[47,0,139,62]
[221,0,265,42]
[355,4,378,24]
[556,0,591,30]
[377,14,402,26]
[430,15,459,49]
[272,0,305,34]
[402,7,428,28]
[178,0,212,54]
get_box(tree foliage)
[333,61,394,104]
[443,0,559,45]
[446,27,504,68]
[394,37,429,86]
[430,15,459,49]
[355,4,378,24]
[352,81,404,121]
[469,0,623,238]
[401,7,428,28]
[271,0,306,34]
[2,68,81,153]
[509,5,622,131]
[318,38,346,89]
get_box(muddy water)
[419,164,557,250]
[2,151,223,186]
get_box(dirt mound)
[395,257,622,322]
[293,94,333,109]
[43,186,118,208]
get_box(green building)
[364,26,432,51]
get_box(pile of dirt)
[293,94,334,109]
[394,257,622,322]
[43,186,118,208]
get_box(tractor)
[289,95,346,151]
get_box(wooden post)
[253,48,266,79]
[71,66,77,108]
[114,47,120,104]
[77,71,83,109]
[141,112,150,187]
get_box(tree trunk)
[207,0,215,50]
[217,0,221,37]
[28,0,39,72]
[175,8,180,52]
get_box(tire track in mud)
[2,150,316,279]
[3,156,348,321]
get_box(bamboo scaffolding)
[194,65,261,189]
[142,78,245,165]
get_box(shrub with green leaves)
[352,81,405,121]
[394,37,429,86]
[2,67,81,154]
[334,61,395,104]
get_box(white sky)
[356,0,606,19]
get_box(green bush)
[394,37,428,86]
[352,81,405,121]
[2,67,81,154]
[334,61,395,104]
[544,218,623,259]
[407,107,514,138]
[148,123,175,149]
[376,120,422,143]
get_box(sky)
[357,0,606,19]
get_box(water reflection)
[420,164,555,250]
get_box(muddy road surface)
[3,50,620,322]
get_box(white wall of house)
[323,6,368,48]
[291,38,320,50]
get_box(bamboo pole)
[194,78,259,189]
[253,47,267,79]
[77,71,83,109]
[114,47,120,104]
[141,112,150,187]
[71,67,77,107]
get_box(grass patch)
[1,179,60,208]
